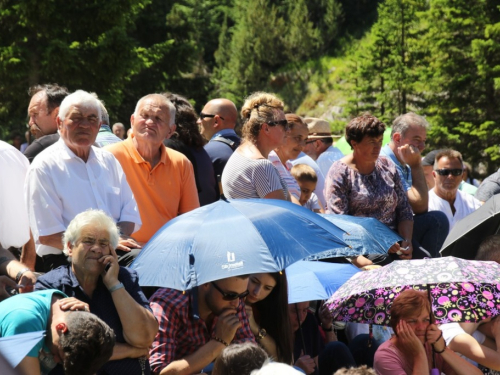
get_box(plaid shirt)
[149,287,255,373]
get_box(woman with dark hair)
[324,114,414,267]
[373,289,481,375]
[268,114,309,205]
[245,272,293,365]
[221,92,290,200]
[163,93,217,206]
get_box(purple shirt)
[324,157,413,230]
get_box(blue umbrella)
[287,261,360,303]
[131,199,373,290]
[307,214,403,260]
[0,330,45,368]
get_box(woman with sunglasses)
[267,114,310,206]
[324,115,416,267]
[222,92,290,200]
[245,273,293,364]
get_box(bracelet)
[15,268,30,283]
[433,331,443,344]
[432,339,446,354]
[212,336,229,347]
[107,282,124,293]
[322,324,333,332]
[256,328,267,341]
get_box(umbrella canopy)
[335,127,392,155]
[132,198,365,290]
[306,214,402,260]
[0,330,45,368]
[440,195,500,259]
[286,260,360,303]
[326,257,500,325]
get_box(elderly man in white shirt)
[25,90,141,272]
[428,149,481,232]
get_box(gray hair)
[391,112,429,139]
[62,209,120,255]
[58,90,102,122]
[134,94,176,127]
[89,92,109,125]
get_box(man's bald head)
[198,98,238,140]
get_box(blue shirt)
[35,266,152,374]
[95,125,122,147]
[380,144,412,191]
[0,290,66,358]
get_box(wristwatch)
[256,328,267,341]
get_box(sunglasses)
[267,119,290,131]
[211,281,249,301]
[435,168,463,177]
[199,112,225,120]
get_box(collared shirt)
[380,144,412,191]
[268,150,301,199]
[35,265,152,374]
[210,128,238,141]
[428,188,481,232]
[25,138,141,256]
[149,288,255,374]
[105,135,199,243]
[316,145,344,177]
[94,125,122,147]
[0,141,30,248]
[291,152,326,207]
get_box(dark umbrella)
[440,195,500,259]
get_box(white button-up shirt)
[25,138,141,256]
[0,141,30,248]
[428,188,481,232]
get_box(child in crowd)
[291,164,324,213]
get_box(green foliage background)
[1,0,500,174]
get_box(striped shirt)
[221,151,289,199]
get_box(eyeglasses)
[211,281,249,301]
[305,139,316,145]
[435,168,463,177]
[267,119,290,131]
[199,112,225,120]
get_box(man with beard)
[149,275,255,375]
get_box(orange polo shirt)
[105,136,200,243]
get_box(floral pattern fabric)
[326,257,500,326]
[324,157,413,230]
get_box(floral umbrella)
[326,257,500,326]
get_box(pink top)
[373,339,453,375]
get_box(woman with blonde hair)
[222,92,290,200]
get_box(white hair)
[251,363,303,375]
[58,90,102,122]
[134,94,176,126]
[62,209,120,255]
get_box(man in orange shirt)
[106,94,199,264]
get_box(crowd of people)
[1,84,500,375]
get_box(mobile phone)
[104,262,112,273]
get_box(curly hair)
[162,93,205,149]
[241,92,284,143]
[345,114,386,149]
[60,311,115,375]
